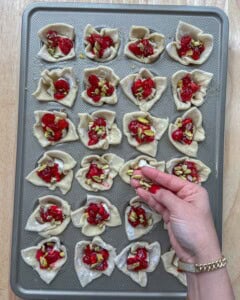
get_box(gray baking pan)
[11,2,229,299]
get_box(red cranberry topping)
[85,202,110,226]
[35,242,64,269]
[39,205,64,223]
[86,74,114,102]
[58,37,73,55]
[128,39,154,58]
[53,79,70,100]
[173,161,199,183]
[177,74,200,102]
[87,33,114,58]
[131,78,155,100]
[37,163,63,183]
[128,117,155,144]
[46,30,73,56]
[41,113,69,142]
[172,118,194,145]
[148,184,161,194]
[177,35,205,61]
[88,117,107,146]
[128,205,150,227]
[127,247,149,272]
[82,244,109,271]
[86,163,105,184]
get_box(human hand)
[130,167,221,264]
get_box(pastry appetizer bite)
[82,66,120,106]
[172,70,213,110]
[25,195,71,237]
[166,157,211,184]
[119,155,165,185]
[125,196,162,240]
[123,111,169,157]
[75,153,124,192]
[37,23,75,62]
[21,237,67,284]
[33,110,78,147]
[71,195,121,237]
[84,24,120,62]
[78,110,122,149]
[166,21,213,65]
[161,249,187,286]
[26,150,76,194]
[115,241,161,287]
[32,67,78,107]
[120,68,167,112]
[125,26,165,63]
[74,236,116,287]
[168,107,205,157]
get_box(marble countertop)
[0,0,239,299]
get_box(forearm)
[187,268,235,300]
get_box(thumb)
[152,188,184,214]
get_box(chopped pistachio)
[137,117,149,124]
[102,164,109,170]
[92,176,102,183]
[127,169,134,176]
[184,169,192,175]
[131,174,142,180]
[79,52,86,59]
[59,251,65,257]
[144,129,155,137]
[38,164,47,172]
[40,256,48,268]
[175,170,183,176]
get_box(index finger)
[141,166,191,193]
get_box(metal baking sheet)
[11,3,229,299]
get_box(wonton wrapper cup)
[32,67,78,107]
[125,196,162,240]
[166,156,211,184]
[25,195,71,237]
[81,66,120,106]
[124,26,165,63]
[78,110,122,150]
[123,111,169,157]
[84,24,120,62]
[21,236,67,284]
[71,194,121,237]
[26,150,76,194]
[168,107,205,157]
[120,68,167,112]
[172,69,213,111]
[115,241,161,287]
[75,153,124,192]
[33,110,78,147]
[38,23,75,62]
[166,21,213,65]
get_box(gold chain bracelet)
[178,256,227,273]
